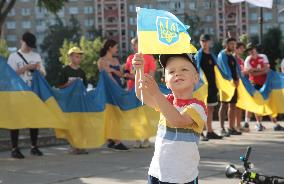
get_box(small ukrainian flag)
[137,7,197,54]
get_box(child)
[58,47,87,88]
[58,47,88,154]
[132,53,207,184]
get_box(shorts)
[254,84,263,90]
[148,175,198,184]
[221,89,237,104]
[207,87,218,106]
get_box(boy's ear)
[194,73,199,85]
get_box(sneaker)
[228,128,242,135]
[11,148,25,159]
[273,124,284,131]
[206,132,223,139]
[69,148,88,155]
[133,140,142,148]
[243,122,249,129]
[30,147,43,156]
[200,133,209,141]
[255,123,265,131]
[114,143,129,151]
[221,128,231,137]
[141,139,151,148]
[107,140,116,149]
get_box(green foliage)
[212,39,223,55]
[183,13,202,45]
[37,0,68,14]
[239,34,249,46]
[0,39,9,59]
[59,37,103,85]
[262,27,282,70]
[40,16,81,86]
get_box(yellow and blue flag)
[137,7,197,54]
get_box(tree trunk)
[0,0,17,39]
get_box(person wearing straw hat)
[58,46,89,154]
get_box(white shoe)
[133,140,142,148]
[141,139,151,148]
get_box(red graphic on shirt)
[248,56,267,85]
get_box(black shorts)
[207,87,218,106]
[221,89,237,104]
[254,84,263,90]
[148,175,198,184]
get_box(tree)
[183,13,202,45]
[262,27,282,70]
[0,39,9,59]
[0,0,68,38]
[40,16,81,86]
[59,37,103,85]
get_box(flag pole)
[258,7,263,45]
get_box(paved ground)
[0,121,283,184]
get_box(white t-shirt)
[281,59,284,73]
[7,50,45,86]
[148,100,207,183]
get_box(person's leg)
[218,102,228,130]
[255,114,265,131]
[10,129,19,149]
[10,129,25,159]
[270,115,284,131]
[228,103,236,129]
[30,128,38,147]
[30,129,43,156]
[236,107,242,130]
[206,106,214,132]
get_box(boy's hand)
[132,53,144,70]
[143,74,160,96]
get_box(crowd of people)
[5,31,284,162]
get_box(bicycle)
[225,146,284,184]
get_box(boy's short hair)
[159,54,198,72]
[236,42,245,49]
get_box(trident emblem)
[156,17,179,45]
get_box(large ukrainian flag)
[0,56,66,129]
[137,7,197,54]
[213,52,284,116]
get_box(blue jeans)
[148,175,198,184]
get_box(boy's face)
[236,45,245,55]
[226,41,236,52]
[69,53,83,65]
[164,57,199,92]
[200,40,211,50]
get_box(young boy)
[58,47,88,154]
[58,47,87,88]
[132,53,207,184]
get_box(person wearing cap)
[194,34,223,141]
[58,47,87,88]
[124,37,156,148]
[244,43,284,131]
[217,38,242,136]
[132,53,206,184]
[7,31,46,159]
[57,46,89,154]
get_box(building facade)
[2,0,284,57]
